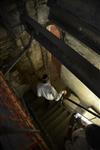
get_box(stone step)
[43,106,64,126]
[33,100,44,110]
[23,90,72,150]
[54,112,71,137]
[36,107,47,118]
[41,102,61,121]
[46,109,68,131]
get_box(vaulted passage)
[0,0,100,150]
[23,79,70,150]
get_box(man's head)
[41,74,49,83]
[85,124,100,150]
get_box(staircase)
[23,90,70,150]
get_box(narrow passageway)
[0,0,100,150]
[23,78,71,150]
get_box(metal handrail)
[63,98,100,119]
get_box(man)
[65,123,100,150]
[37,74,67,102]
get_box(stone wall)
[61,66,100,112]
[0,26,20,73]
[13,30,45,86]
[61,66,100,125]
[60,30,100,113]
[60,31,100,115]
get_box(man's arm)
[55,90,67,101]
[37,85,42,97]
[55,91,64,101]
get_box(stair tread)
[54,116,70,135]
[41,102,61,121]
[43,106,64,125]
[46,109,69,130]
[24,90,72,150]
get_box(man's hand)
[62,90,67,96]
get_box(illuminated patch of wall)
[61,66,100,114]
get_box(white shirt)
[37,82,64,101]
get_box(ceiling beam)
[48,4,100,55]
[22,15,100,98]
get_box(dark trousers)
[44,99,51,108]
[44,98,62,108]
